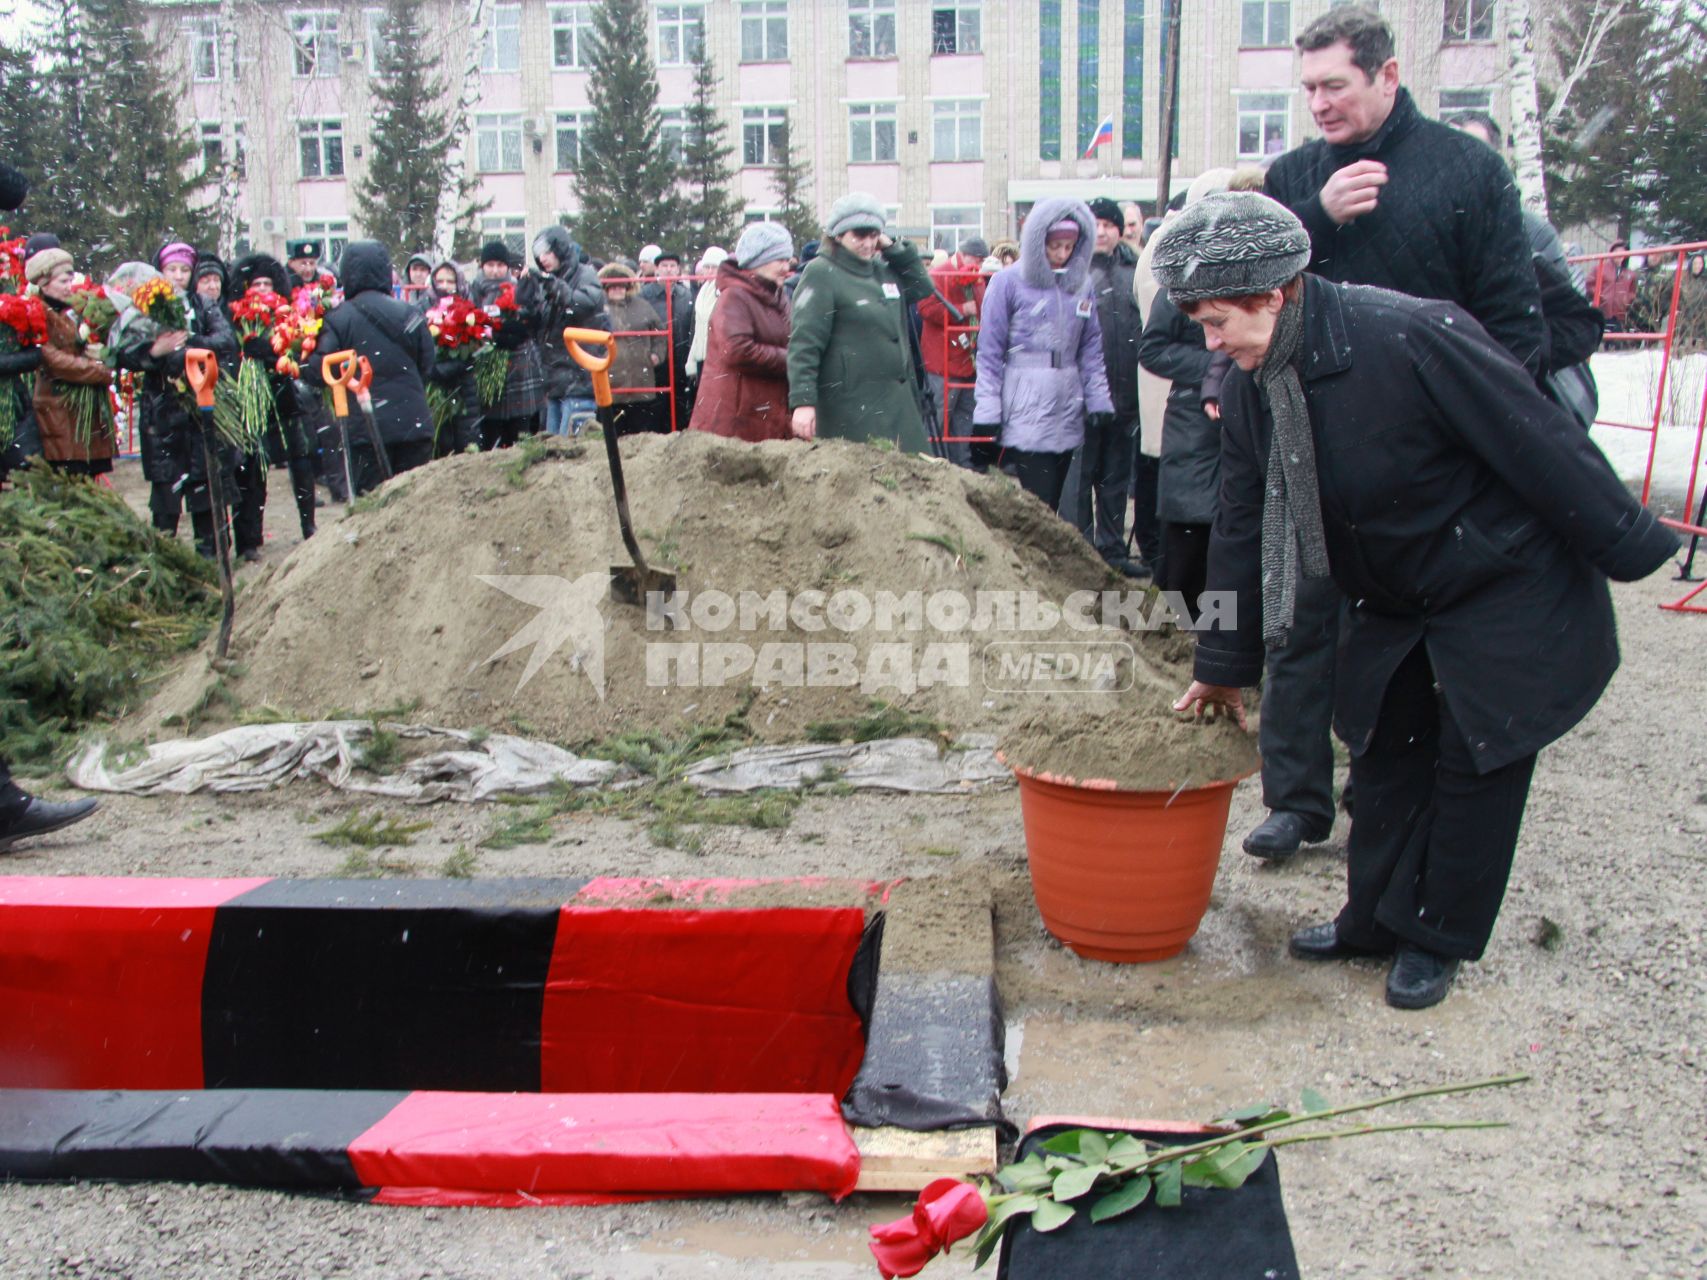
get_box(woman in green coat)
[787,193,934,452]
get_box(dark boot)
[0,794,100,852]
[1288,920,1392,961]
[1385,945,1460,1010]
[1243,810,1333,860]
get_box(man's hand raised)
[1320,159,1388,226]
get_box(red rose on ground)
[868,1178,988,1278]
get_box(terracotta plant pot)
[1003,758,1244,963]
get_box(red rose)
[867,1179,988,1279]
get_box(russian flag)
[1082,114,1115,158]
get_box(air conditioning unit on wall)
[259,216,284,235]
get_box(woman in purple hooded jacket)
[973,197,1115,508]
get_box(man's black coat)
[1264,88,1546,375]
[1194,276,1677,773]
[306,241,435,448]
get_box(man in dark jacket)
[530,225,607,436]
[1164,193,1677,1009]
[470,242,546,449]
[303,240,435,493]
[1243,5,1548,861]
[1065,197,1145,576]
[231,253,318,555]
[642,249,695,430]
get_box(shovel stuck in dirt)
[562,326,678,607]
[183,349,236,660]
[320,349,392,493]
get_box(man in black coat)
[231,253,318,554]
[530,225,607,436]
[303,240,435,494]
[1244,5,1548,861]
[641,249,695,430]
[1164,194,1677,1009]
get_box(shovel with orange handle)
[183,349,236,660]
[563,326,676,607]
[321,349,392,493]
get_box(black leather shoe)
[1288,920,1391,961]
[1243,811,1332,860]
[1103,554,1152,580]
[0,796,100,852]
[1385,944,1461,1010]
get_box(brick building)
[154,0,1510,263]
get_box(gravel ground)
[1,468,1703,1278]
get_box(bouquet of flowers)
[223,288,292,448]
[0,289,48,449]
[59,279,118,445]
[269,283,328,379]
[424,294,496,443]
[0,228,27,294]
[473,282,517,408]
[131,276,188,332]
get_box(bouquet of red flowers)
[56,279,118,445]
[222,287,294,449]
[0,228,27,295]
[473,282,518,408]
[423,295,497,443]
[0,289,48,449]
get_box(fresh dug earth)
[131,431,1212,765]
[3,462,1700,1277]
[1001,701,1259,791]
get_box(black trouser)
[234,452,316,551]
[1067,413,1137,560]
[149,480,181,535]
[1337,642,1538,961]
[1257,568,1342,831]
[1158,521,1211,620]
[1129,451,1160,564]
[481,415,531,450]
[1004,447,1075,510]
[0,758,29,825]
[351,439,433,495]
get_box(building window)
[290,11,340,78]
[552,3,594,67]
[555,111,586,170]
[1236,92,1289,159]
[660,108,688,165]
[1439,87,1493,112]
[930,206,982,253]
[931,2,980,54]
[740,0,788,61]
[364,8,391,73]
[1076,0,1098,162]
[1444,0,1495,41]
[848,102,898,163]
[657,3,705,65]
[475,113,524,172]
[1039,0,1061,161]
[1240,0,1289,46]
[742,107,788,166]
[186,17,219,80]
[482,3,522,72]
[1121,0,1142,158]
[302,219,349,264]
[848,0,896,58]
[932,99,982,162]
[199,122,223,173]
[482,214,527,259]
[743,208,779,224]
[298,118,345,178]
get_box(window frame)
[931,98,983,162]
[930,1,981,55]
[1438,86,1495,112]
[198,121,224,174]
[482,214,528,260]
[481,2,523,73]
[657,2,706,66]
[474,112,525,173]
[288,11,340,79]
[551,3,595,68]
[1234,91,1290,160]
[741,105,789,167]
[1443,0,1496,42]
[186,16,220,81]
[929,205,983,254]
[848,0,897,59]
[302,219,350,265]
[1238,0,1290,48]
[739,0,788,62]
[847,101,899,164]
[554,110,587,171]
[297,117,346,179]
[364,8,391,74]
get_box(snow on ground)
[1589,348,1707,518]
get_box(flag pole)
[1155,0,1183,214]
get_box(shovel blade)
[610,566,677,608]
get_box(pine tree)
[354,0,486,260]
[22,0,109,256]
[770,121,817,248]
[576,0,684,259]
[82,0,216,272]
[678,44,741,254]
[0,38,55,232]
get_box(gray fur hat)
[1150,192,1311,303]
[826,192,886,239]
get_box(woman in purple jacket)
[973,197,1115,507]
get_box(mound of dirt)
[139,432,1230,768]
[998,702,1259,791]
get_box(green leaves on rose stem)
[1089,1173,1153,1223]
[1216,1101,1292,1128]
[1029,1200,1075,1233]
[1155,1159,1183,1208]
[996,1153,1055,1194]
[1050,1162,1110,1202]
[1180,1139,1269,1190]
[1301,1087,1331,1115]
[969,1194,1042,1269]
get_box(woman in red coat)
[688,222,794,443]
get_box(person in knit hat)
[688,222,794,443]
[471,240,546,447]
[27,247,118,478]
[595,263,668,434]
[1165,191,1679,1011]
[787,194,935,451]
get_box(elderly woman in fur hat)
[25,247,116,477]
[1166,192,1678,1010]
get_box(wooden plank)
[853,1125,1000,1192]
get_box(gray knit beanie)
[826,192,886,239]
[1149,192,1311,304]
[735,220,794,270]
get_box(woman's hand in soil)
[791,406,816,440]
[1174,681,1248,730]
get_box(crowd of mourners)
[0,7,1691,1012]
